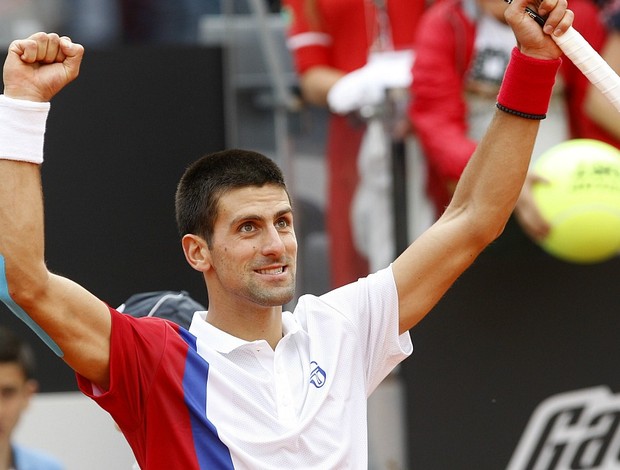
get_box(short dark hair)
[0,326,36,380]
[175,148,288,245]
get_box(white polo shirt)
[188,266,413,469]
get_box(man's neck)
[0,440,14,470]
[205,306,284,350]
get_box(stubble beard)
[246,271,296,307]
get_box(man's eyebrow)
[275,208,293,219]
[230,214,262,226]
[230,207,293,225]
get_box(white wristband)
[0,95,50,164]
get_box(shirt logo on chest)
[309,361,326,388]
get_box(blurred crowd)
[0,0,277,48]
[2,0,619,289]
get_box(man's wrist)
[0,94,50,164]
[496,47,562,119]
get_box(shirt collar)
[188,310,303,353]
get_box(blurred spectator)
[62,0,263,47]
[284,0,426,288]
[61,0,123,48]
[584,0,620,143]
[4,0,283,49]
[120,0,221,44]
[0,326,65,470]
[409,0,608,242]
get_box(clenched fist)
[3,32,84,103]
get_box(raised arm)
[0,33,112,388]
[393,0,572,333]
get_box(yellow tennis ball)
[532,139,620,264]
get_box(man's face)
[0,363,36,444]
[206,185,297,309]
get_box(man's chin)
[254,287,296,307]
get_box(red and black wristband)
[496,47,562,120]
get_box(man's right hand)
[504,0,573,60]
[3,32,84,103]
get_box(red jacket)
[409,0,614,214]
[284,0,426,287]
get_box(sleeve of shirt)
[75,307,172,432]
[409,4,477,184]
[282,0,333,73]
[318,266,413,395]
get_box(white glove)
[327,49,414,115]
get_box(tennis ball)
[532,139,620,264]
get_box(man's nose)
[261,225,286,256]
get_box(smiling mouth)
[256,266,286,275]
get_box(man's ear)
[181,234,211,272]
[22,379,38,406]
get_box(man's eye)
[240,223,254,233]
[0,388,18,400]
[276,219,289,229]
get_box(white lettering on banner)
[508,386,620,470]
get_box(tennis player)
[0,0,573,466]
